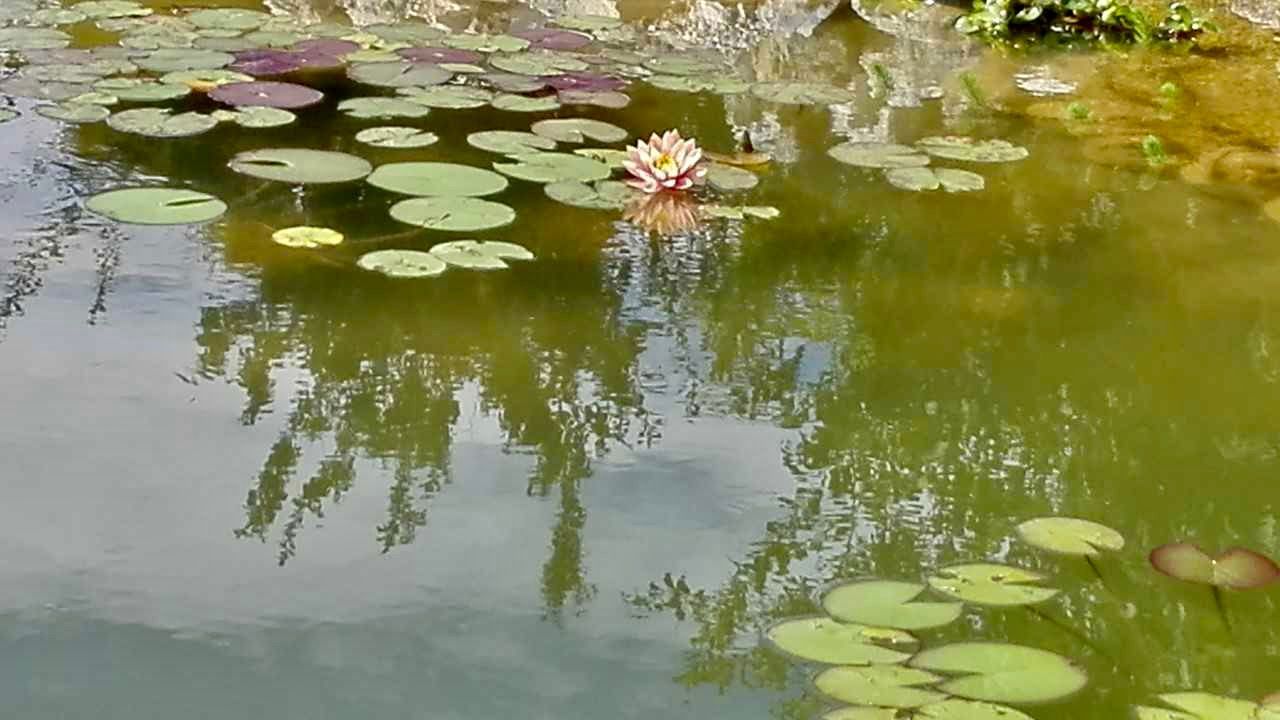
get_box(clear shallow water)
[2,0,1279,718]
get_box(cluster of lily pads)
[826,137,1029,192]
[762,515,1279,718]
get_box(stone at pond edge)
[86,187,227,225]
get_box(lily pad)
[926,563,1058,606]
[467,130,557,155]
[916,136,1029,163]
[557,90,630,108]
[337,97,431,119]
[1149,543,1280,589]
[481,73,549,93]
[494,152,611,183]
[32,8,88,25]
[107,108,217,137]
[706,164,759,191]
[751,81,855,105]
[937,168,986,193]
[429,240,533,270]
[86,188,226,225]
[909,643,1087,704]
[216,106,297,128]
[367,162,508,197]
[72,0,151,19]
[397,85,493,109]
[490,51,588,76]
[814,665,946,708]
[822,580,963,631]
[490,93,561,112]
[552,14,623,32]
[134,48,234,73]
[531,118,627,144]
[886,167,941,191]
[511,28,592,50]
[829,142,930,169]
[93,78,191,102]
[0,78,91,102]
[0,28,71,50]
[442,33,529,53]
[355,126,439,148]
[647,74,749,94]
[348,61,452,88]
[389,196,516,232]
[272,226,343,249]
[186,8,270,31]
[357,249,447,278]
[366,23,446,45]
[1016,518,1125,556]
[1135,693,1261,720]
[211,81,323,109]
[825,700,1035,720]
[36,102,111,123]
[643,56,724,76]
[765,617,916,666]
[229,148,373,184]
[573,147,628,168]
[228,49,305,77]
[161,68,254,90]
[396,46,484,64]
[545,180,636,209]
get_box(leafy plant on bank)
[956,0,1217,45]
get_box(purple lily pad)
[210,81,324,109]
[229,49,304,77]
[292,51,344,72]
[511,28,592,50]
[396,46,483,64]
[545,72,626,92]
[292,38,359,56]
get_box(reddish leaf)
[1150,543,1215,584]
[1214,547,1280,589]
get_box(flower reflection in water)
[623,191,702,236]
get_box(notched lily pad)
[752,81,855,105]
[545,180,636,209]
[348,61,451,88]
[531,118,627,144]
[927,563,1059,606]
[916,136,1029,163]
[397,85,492,109]
[467,130,556,155]
[338,97,431,119]
[37,102,111,124]
[367,162,508,197]
[215,106,297,128]
[210,81,323,109]
[93,77,190,102]
[229,148,373,184]
[355,126,439,148]
[494,152,611,183]
[86,187,226,225]
[814,665,945,708]
[107,108,217,137]
[429,239,533,270]
[389,196,516,232]
[1135,692,1263,720]
[908,642,1087,704]
[1149,543,1280,589]
[134,48,234,73]
[822,580,963,631]
[765,616,917,666]
[357,249,447,278]
[706,163,759,191]
[491,93,561,112]
[1017,518,1125,556]
[829,142,930,169]
[272,226,343,248]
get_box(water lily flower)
[624,192,701,235]
[623,130,707,193]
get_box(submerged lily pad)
[909,643,1087,704]
[927,563,1058,606]
[545,180,636,209]
[706,164,759,191]
[1135,692,1263,720]
[512,28,592,50]
[37,102,111,123]
[765,617,916,666]
[397,85,493,109]
[368,162,508,197]
[1149,543,1280,589]
[348,61,451,88]
[935,168,986,192]
[531,118,627,144]
[389,196,516,232]
[272,226,343,249]
[752,81,855,105]
[355,126,439,148]
[337,97,431,119]
[644,56,724,76]
[829,142,929,169]
[814,665,945,708]
[86,187,226,225]
[699,204,781,220]
[357,249,447,278]
[107,108,217,137]
[822,580,963,631]
[1017,518,1125,556]
[490,93,561,112]
[429,240,533,269]
[467,130,557,155]
[916,136,1029,163]
[229,148,373,184]
[211,81,323,109]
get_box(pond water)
[2,0,1279,717]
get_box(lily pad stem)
[1084,555,1110,590]
[1211,585,1232,636]
[1025,605,1115,664]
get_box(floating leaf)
[909,643,1087,704]
[926,563,1058,606]
[493,152,611,183]
[367,162,508,197]
[706,163,759,191]
[0,78,92,102]
[186,8,270,31]
[348,61,451,88]
[0,28,71,50]
[32,8,88,25]
[389,196,516,232]
[573,147,628,168]
[511,28,592,50]
[557,90,630,108]
[1016,518,1125,556]
[916,136,1029,163]
[814,665,945,708]
[822,580,963,631]
[545,180,635,209]
[72,0,151,19]
[356,249,447,278]
[752,81,855,105]
[937,168,986,192]
[36,102,110,123]
[442,33,529,53]
[135,48,234,73]
[272,226,343,249]
[86,187,226,225]
[218,106,297,128]
[531,118,627,144]
[647,74,748,94]
[467,130,556,155]
[490,93,561,112]
[355,126,439,148]
[490,51,588,76]
[161,68,254,91]
[552,14,623,31]
[397,85,493,109]
[824,700,1036,720]
[93,77,191,102]
[1135,693,1262,720]
[1150,543,1280,589]
[107,108,217,137]
[644,56,724,76]
[480,72,550,93]
[765,617,916,666]
[337,97,431,119]
[698,204,781,220]
[886,167,941,191]
[228,49,304,77]
[396,46,484,64]
[366,22,446,45]
[229,148,373,184]
[429,240,533,270]
[829,142,930,169]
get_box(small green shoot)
[1141,135,1169,167]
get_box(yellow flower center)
[653,152,679,175]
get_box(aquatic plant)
[1150,542,1280,629]
[623,130,707,194]
[957,0,1216,45]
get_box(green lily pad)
[643,56,724,76]
[186,8,270,31]
[481,72,549,93]
[490,93,561,112]
[552,14,623,31]
[0,28,71,50]
[490,52,588,76]
[75,0,152,19]
[531,118,626,144]
[86,187,226,225]
[916,136,1029,163]
[337,97,432,120]
[272,226,343,249]
[0,78,91,102]
[467,130,557,155]
[573,147,628,168]
[244,30,307,47]
[344,49,400,64]
[357,249,447,278]
[698,204,781,220]
[1149,543,1280,589]
[824,699,1036,720]
[366,22,445,44]
[545,180,636,209]
[389,196,516,232]
[886,167,941,191]
[93,78,191,102]
[397,85,493,109]
[926,564,1059,606]
[908,643,1088,704]
[229,148,373,184]
[751,81,855,105]
[107,108,217,137]
[368,162,509,197]
[1135,693,1262,720]
[558,90,630,108]
[442,33,529,53]
[493,152,611,183]
[646,74,749,94]
[1016,518,1125,557]
[22,65,103,85]
[66,92,120,106]
[937,168,986,192]
[822,580,963,631]
[161,69,254,89]
[429,240,533,270]
[32,8,88,25]
[815,665,945,708]
[355,126,439,148]
[134,48,233,73]
[706,163,758,191]
[765,617,916,666]
[214,106,297,128]
[348,61,452,88]
[36,102,111,123]
[829,142,930,169]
